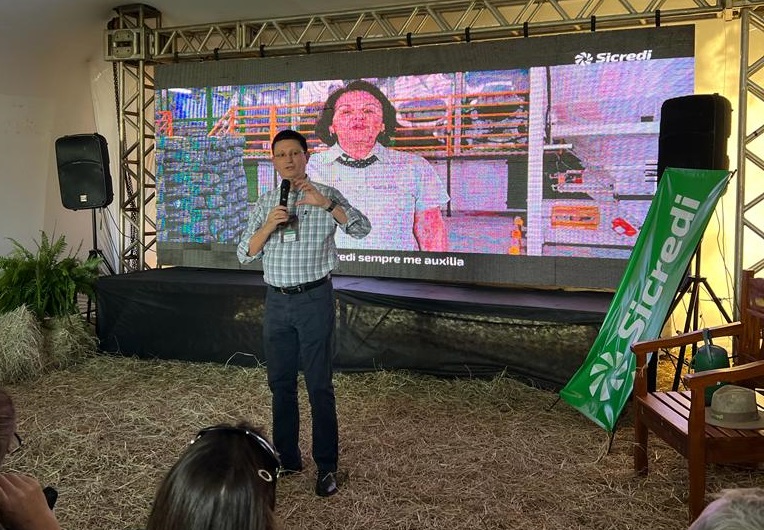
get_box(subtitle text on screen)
[338,253,465,267]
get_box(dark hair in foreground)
[0,388,15,463]
[314,79,400,147]
[271,129,308,153]
[146,422,280,530]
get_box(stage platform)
[96,267,613,389]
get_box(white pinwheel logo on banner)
[587,349,630,425]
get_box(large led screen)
[155,25,695,289]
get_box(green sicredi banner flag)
[559,167,731,432]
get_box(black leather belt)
[271,275,329,295]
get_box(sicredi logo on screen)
[574,49,653,65]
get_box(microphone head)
[279,179,291,207]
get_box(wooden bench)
[629,269,764,523]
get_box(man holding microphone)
[237,129,370,497]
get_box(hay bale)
[0,308,96,382]
[42,315,96,370]
[0,306,44,382]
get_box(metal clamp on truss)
[104,27,148,61]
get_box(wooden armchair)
[629,269,764,523]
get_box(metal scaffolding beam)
[146,0,728,61]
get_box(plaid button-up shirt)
[237,179,371,288]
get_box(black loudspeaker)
[657,94,731,181]
[55,133,113,210]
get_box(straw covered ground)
[4,354,764,530]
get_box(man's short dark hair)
[271,129,308,153]
[314,80,400,147]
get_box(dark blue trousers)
[263,280,338,473]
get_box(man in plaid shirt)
[238,129,370,497]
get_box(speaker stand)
[88,208,114,275]
[646,245,732,391]
[85,208,114,323]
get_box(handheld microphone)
[279,179,291,208]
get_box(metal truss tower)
[738,5,764,290]
[107,0,763,284]
[109,4,161,272]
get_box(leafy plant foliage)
[0,232,101,319]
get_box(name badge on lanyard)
[281,214,299,243]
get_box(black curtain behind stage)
[96,268,612,390]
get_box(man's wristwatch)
[325,199,338,213]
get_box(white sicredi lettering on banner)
[617,194,698,343]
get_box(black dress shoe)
[315,471,340,497]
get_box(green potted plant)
[0,231,101,381]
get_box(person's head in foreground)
[0,389,15,464]
[0,388,61,530]
[688,487,764,530]
[146,422,281,530]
